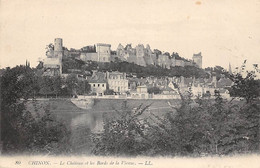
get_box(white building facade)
[106,72,128,93]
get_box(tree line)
[0,65,91,99]
[61,59,209,79]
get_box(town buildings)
[88,71,107,96]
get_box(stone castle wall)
[45,38,202,72]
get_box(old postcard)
[0,0,260,168]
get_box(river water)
[52,98,179,154]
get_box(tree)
[66,73,79,97]
[36,61,43,69]
[205,66,229,80]
[77,80,91,95]
[45,43,54,57]
[52,76,62,98]
[104,89,115,95]
[147,87,162,94]
[153,49,162,57]
[92,102,150,156]
[164,52,170,57]
[39,76,54,98]
[229,72,260,103]
[0,65,39,101]
[62,58,85,73]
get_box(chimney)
[106,71,109,79]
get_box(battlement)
[193,52,202,57]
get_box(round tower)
[54,38,63,52]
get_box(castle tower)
[54,38,63,74]
[54,38,63,58]
[192,52,202,68]
[116,43,124,57]
[96,43,111,62]
[136,44,145,58]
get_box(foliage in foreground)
[1,66,72,155]
[91,93,260,156]
[91,102,151,156]
[229,72,260,103]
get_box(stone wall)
[175,59,185,67]
[80,53,98,62]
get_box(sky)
[1,0,260,70]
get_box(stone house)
[87,71,107,96]
[106,71,129,93]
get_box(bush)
[148,87,162,94]
[229,72,260,103]
[104,89,114,95]
[91,102,151,156]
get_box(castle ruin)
[43,38,203,76]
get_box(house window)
[98,84,100,87]
[93,84,95,87]
[102,84,104,87]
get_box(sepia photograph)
[0,0,260,167]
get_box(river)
[48,98,180,154]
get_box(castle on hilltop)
[80,42,202,68]
[43,38,203,75]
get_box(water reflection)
[70,111,104,133]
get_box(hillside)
[61,58,209,78]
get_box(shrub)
[91,102,151,156]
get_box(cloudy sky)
[1,0,260,70]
